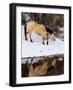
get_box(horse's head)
[52,32,56,41]
[45,25,56,41]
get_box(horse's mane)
[45,25,54,34]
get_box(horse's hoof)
[42,42,45,45]
[31,40,33,42]
[47,42,48,45]
[25,38,27,40]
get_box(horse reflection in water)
[26,59,56,77]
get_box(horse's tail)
[24,23,28,40]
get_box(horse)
[24,21,56,45]
[24,21,48,45]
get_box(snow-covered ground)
[21,25,64,58]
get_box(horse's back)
[27,21,45,31]
[27,21,35,31]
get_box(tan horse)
[25,21,49,45]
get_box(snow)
[21,25,64,58]
[59,27,64,31]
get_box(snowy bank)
[21,25,64,58]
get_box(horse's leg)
[31,58,33,63]
[46,33,49,45]
[29,58,34,77]
[46,37,48,45]
[29,32,33,42]
[42,37,45,45]
[24,24,27,40]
